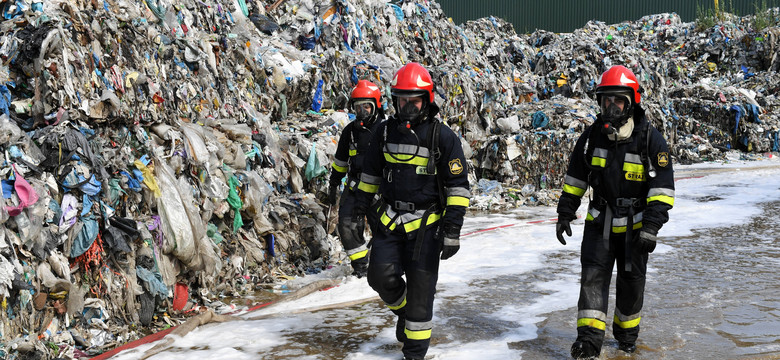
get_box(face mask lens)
[600,94,629,122]
[396,95,426,123]
[400,101,421,118]
[352,101,375,121]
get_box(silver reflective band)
[360,173,382,184]
[405,320,433,331]
[385,143,431,157]
[564,175,587,189]
[578,309,607,322]
[447,187,471,198]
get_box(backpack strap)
[639,121,655,178]
[427,120,446,209]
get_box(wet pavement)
[273,208,780,359]
[116,166,780,360]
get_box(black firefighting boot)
[618,341,637,353]
[396,313,406,342]
[571,340,599,359]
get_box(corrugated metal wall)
[439,0,780,33]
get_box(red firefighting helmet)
[596,65,641,105]
[350,80,382,107]
[390,62,434,104]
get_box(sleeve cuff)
[642,223,660,235]
[558,213,577,222]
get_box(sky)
[110,158,780,360]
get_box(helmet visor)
[352,100,376,121]
[599,94,632,123]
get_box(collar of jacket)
[595,105,647,143]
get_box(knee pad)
[337,221,362,250]
[581,267,610,287]
[368,263,403,295]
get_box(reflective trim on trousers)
[387,288,407,311]
[577,317,606,331]
[405,319,433,340]
[614,308,641,329]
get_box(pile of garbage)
[0,0,777,358]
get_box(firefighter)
[351,62,470,360]
[328,80,385,278]
[556,65,675,359]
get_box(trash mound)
[0,0,777,358]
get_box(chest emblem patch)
[657,152,669,167]
[449,159,463,175]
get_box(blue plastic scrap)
[388,4,403,21]
[311,79,324,112]
[531,111,550,129]
[136,267,168,297]
[71,217,99,258]
[0,85,11,116]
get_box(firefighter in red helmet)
[328,80,385,277]
[352,62,471,360]
[556,65,675,358]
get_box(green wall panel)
[438,0,780,33]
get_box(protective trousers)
[576,222,648,351]
[368,224,440,359]
[337,189,368,265]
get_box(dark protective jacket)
[557,106,674,234]
[355,104,470,233]
[330,118,384,190]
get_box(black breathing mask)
[599,95,632,135]
[395,97,428,134]
[352,100,376,128]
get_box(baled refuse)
[0,0,778,358]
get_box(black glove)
[439,223,461,260]
[636,228,658,253]
[351,258,368,278]
[327,183,339,205]
[349,206,366,230]
[555,217,572,245]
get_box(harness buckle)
[394,200,416,212]
[615,198,640,208]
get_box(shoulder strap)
[426,121,442,174]
[427,121,446,208]
[640,121,656,178]
[349,124,357,149]
[583,125,598,164]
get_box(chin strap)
[606,118,635,141]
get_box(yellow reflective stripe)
[331,162,348,173]
[358,181,379,193]
[349,149,357,156]
[387,297,406,310]
[623,162,644,173]
[446,196,470,207]
[404,328,432,340]
[349,250,368,261]
[591,157,606,168]
[613,315,641,329]
[380,212,397,231]
[563,184,586,197]
[586,212,594,221]
[384,153,429,166]
[403,213,441,233]
[612,222,642,233]
[648,195,674,206]
[577,318,606,331]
